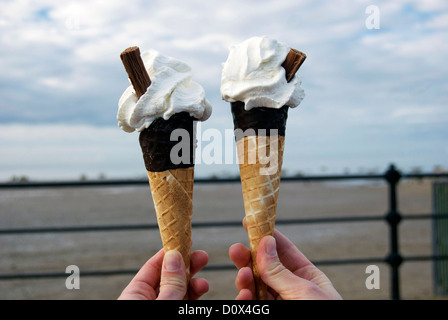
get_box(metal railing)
[1,164,448,300]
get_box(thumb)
[157,250,187,300]
[257,236,311,300]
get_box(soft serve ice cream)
[118,50,212,133]
[221,36,304,110]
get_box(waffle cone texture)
[147,166,194,298]
[236,135,285,300]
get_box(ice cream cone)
[223,38,306,299]
[147,166,194,286]
[236,133,285,300]
[119,46,211,300]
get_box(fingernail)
[265,236,277,257]
[165,251,181,272]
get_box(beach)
[0,178,446,300]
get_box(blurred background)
[1,0,447,300]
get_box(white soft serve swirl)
[118,50,212,133]
[220,36,305,110]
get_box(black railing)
[1,164,448,300]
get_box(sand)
[0,178,447,300]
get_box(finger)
[157,250,188,300]
[118,248,165,299]
[229,243,252,269]
[118,281,157,300]
[236,288,253,300]
[257,236,314,300]
[129,248,164,288]
[235,267,255,293]
[188,278,210,300]
[190,250,209,277]
[272,229,334,287]
[272,229,314,274]
[243,220,313,273]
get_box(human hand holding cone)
[222,37,306,299]
[119,47,211,299]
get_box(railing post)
[384,164,403,300]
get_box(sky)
[0,0,447,181]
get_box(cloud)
[0,0,447,178]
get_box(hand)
[229,228,342,300]
[118,249,209,300]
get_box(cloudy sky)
[0,0,447,180]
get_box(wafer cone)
[236,134,285,300]
[147,166,194,297]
